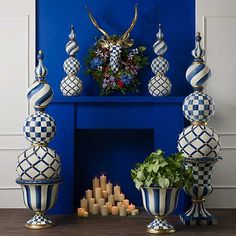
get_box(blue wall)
[37,0,195,97]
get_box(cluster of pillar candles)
[77,175,139,217]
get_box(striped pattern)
[27,81,53,110]
[186,63,211,87]
[66,25,79,56]
[153,40,167,56]
[35,60,48,78]
[140,187,179,217]
[21,183,59,212]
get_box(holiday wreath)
[86,35,148,95]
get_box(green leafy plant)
[131,149,193,190]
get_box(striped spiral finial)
[34,50,48,79]
[153,24,167,56]
[192,32,205,61]
[28,51,53,111]
[65,25,79,56]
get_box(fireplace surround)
[47,96,186,214]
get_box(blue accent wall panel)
[37,0,195,97]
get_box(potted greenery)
[131,149,193,234]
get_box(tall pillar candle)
[106,182,113,195]
[119,193,125,201]
[98,198,105,206]
[86,189,92,201]
[114,185,121,201]
[119,205,127,217]
[91,204,100,215]
[111,206,119,216]
[93,177,99,194]
[100,175,107,191]
[80,198,88,211]
[108,194,115,205]
[123,199,129,208]
[88,198,95,213]
[100,205,109,216]
[95,187,102,203]
[102,190,108,200]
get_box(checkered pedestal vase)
[16,178,63,229]
[180,157,221,225]
[140,187,179,234]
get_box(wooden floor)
[0,209,235,236]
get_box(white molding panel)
[197,0,236,208]
[0,0,35,208]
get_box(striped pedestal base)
[146,217,175,234]
[180,201,217,225]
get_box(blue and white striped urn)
[16,178,63,229]
[140,187,179,234]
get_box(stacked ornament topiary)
[177,33,222,225]
[16,51,63,229]
[60,25,83,96]
[148,24,172,96]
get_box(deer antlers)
[86,4,138,42]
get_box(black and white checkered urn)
[148,24,172,96]
[177,33,222,225]
[60,25,83,96]
[16,51,63,229]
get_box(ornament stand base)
[146,216,176,234]
[180,199,217,226]
[25,213,55,230]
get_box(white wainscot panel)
[0,189,25,208]
[0,15,29,135]
[0,150,24,188]
[205,16,236,134]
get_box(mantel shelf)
[53,96,185,104]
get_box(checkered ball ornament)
[60,75,83,96]
[16,146,61,180]
[178,125,221,158]
[63,57,80,75]
[151,56,169,75]
[23,112,56,145]
[183,91,215,122]
[148,75,172,96]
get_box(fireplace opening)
[74,129,154,208]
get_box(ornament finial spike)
[35,50,48,79]
[192,32,205,61]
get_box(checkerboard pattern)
[60,75,83,96]
[183,92,215,122]
[109,44,122,73]
[63,57,80,75]
[178,125,221,158]
[17,146,61,180]
[148,75,172,96]
[147,218,173,231]
[23,112,56,144]
[151,56,169,75]
[27,214,52,226]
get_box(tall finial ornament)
[16,51,63,229]
[60,25,83,96]
[177,33,222,225]
[148,24,172,96]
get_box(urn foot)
[146,217,175,234]
[25,213,55,230]
[180,200,217,225]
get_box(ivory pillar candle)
[88,198,95,213]
[106,202,112,213]
[108,194,115,205]
[98,198,105,206]
[102,190,108,200]
[128,204,135,212]
[92,177,99,194]
[123,199,129,207]
[111,206,119,216]
[114,185,121,201]
[91,204,100,215]
[84,211,89,217]
[131,209,139,216]
[106,182,113,195]
[119,205,127,217]
[100,175,107,191]
[119,193,125,201]
[80,198,88,211]
[117,202,123,208]
[77,208,85,217]
[95,187,102,203]
[100,205,109,216]
[126,208,131,215]
[86,189,92,201]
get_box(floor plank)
[0,209,235,236]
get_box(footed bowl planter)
[16,177,63,229]
[141,187,180,234]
